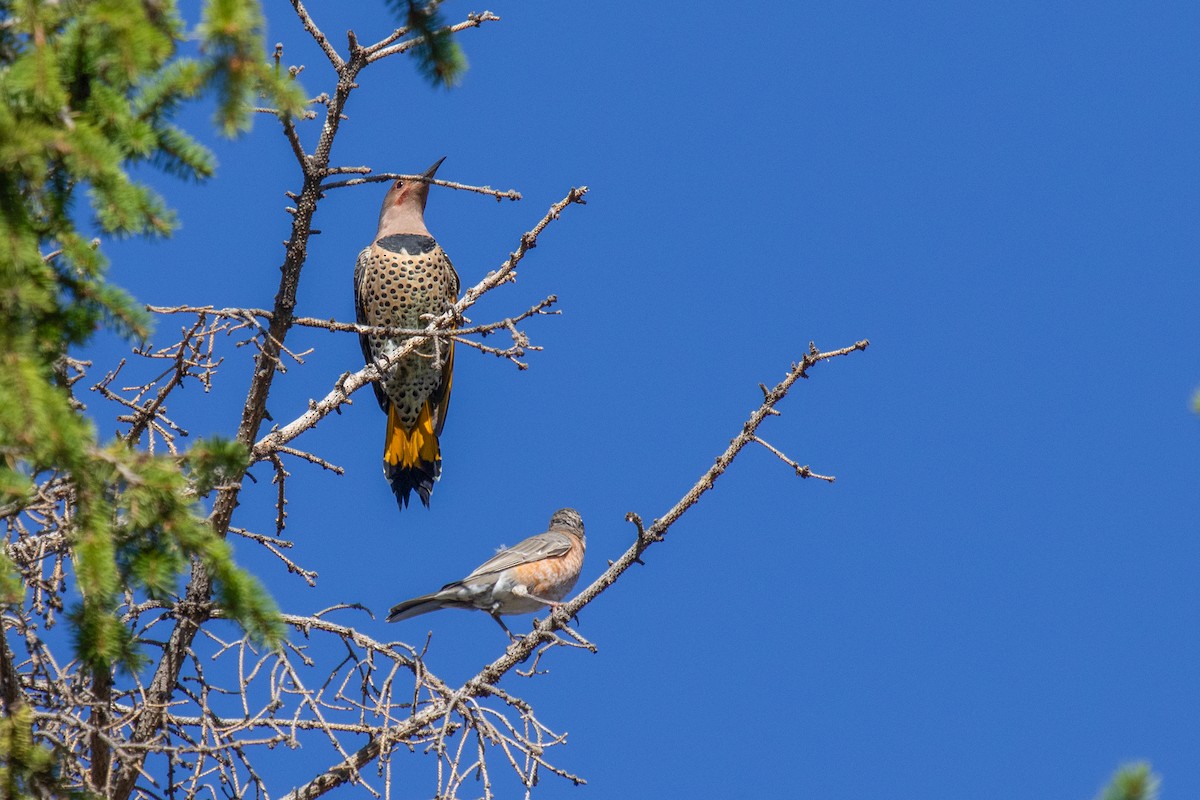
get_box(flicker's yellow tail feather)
[383,403,441,509]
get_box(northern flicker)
[354,158,460,509]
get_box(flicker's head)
[382,156,445,213]
[377,157,446,234]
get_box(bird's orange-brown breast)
[510,534,586,602]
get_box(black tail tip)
[393,482,432,510]
[386,462,438,511]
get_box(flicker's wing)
[428,250,459,437]
[353,245,389,411]
[447,254,461,297]
[431,341,454,437]
[463,531,575,580]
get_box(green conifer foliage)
[0,2,301,790]
[1097,764,1160,800]
[0,0,295,670]
[0,2,469,793]
[388,0,469,87]
[0,704,90,800]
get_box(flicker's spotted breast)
[354,233,459,427]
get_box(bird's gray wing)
[463,531,574,580]
[353,245,389,411]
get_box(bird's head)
[377,157,446,233]
[548,508,585,540]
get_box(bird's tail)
[383,402,441,509]
[387,592,451,623]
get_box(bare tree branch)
[290,0,344,69]
[109,6,503,797]
[7,3,873,798]
[281,339,870,800]
[146,294,559,340]
[320,171,522,200]
[366,11,501,64]
[752,435,836,482]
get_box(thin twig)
[366,11,500,64]
[751,436,836,482]
[147,295,558,339]
[320,172,521,201]
[290,0,344,68]
[280,339,869,800]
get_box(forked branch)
[282,338,869,800]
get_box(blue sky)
[93,1,1200,797]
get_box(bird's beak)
[423,157,447,179]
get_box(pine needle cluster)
[1097,763,1161,800]
[0,1,469,794]
[0,0,300,741]
[389,0,469,87]
[0,2,303,791]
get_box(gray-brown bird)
[387,508,586,636]
[354,158,460,509]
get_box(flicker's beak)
[423,157,447,179]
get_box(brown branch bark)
[0,623,21,710]
[88,666,112,793]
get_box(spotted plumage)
[354,158,459,510]
[386,508,587,637]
